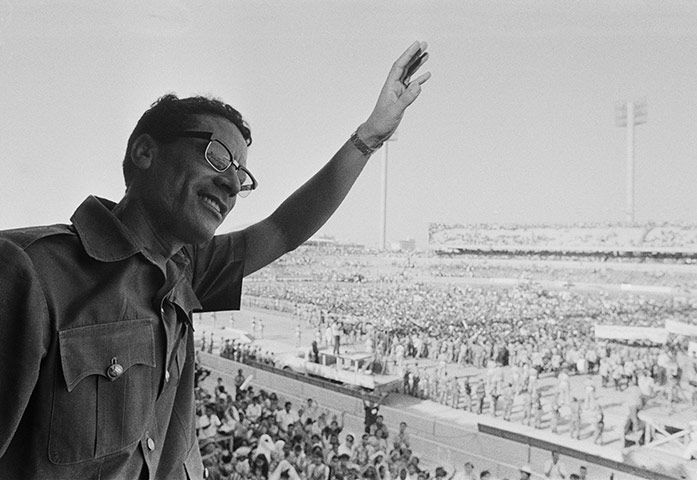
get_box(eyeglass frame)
[160,130,258,196]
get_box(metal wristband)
[350,130,382,157]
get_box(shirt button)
[106,358,124,380]
[165,370,170,382]
[147,438,155,451]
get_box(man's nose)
[214,169,241,196]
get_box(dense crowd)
[426,261,697,290]
[195,246,697,478]
[427,222,697,250]
[243,279,697,329]
[195,359,625,480]
[206,295,696,450]
[237,249,697,445]
[194,366,490,480]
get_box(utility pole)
[379,132,397,251]
[615,100,647,223]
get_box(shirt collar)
[71,196,201,314]
[70,195,143,262]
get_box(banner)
[594,324,669,343]
[665,319,697,337]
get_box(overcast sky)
[1,1,696,248]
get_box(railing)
[637,415,696,454]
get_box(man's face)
[140,115,248,245]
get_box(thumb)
[397,82,423,110]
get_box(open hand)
[359,41,431,147]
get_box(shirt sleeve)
[0,239,51,457]
[187,231,247,312]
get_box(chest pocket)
[49,318,156,465]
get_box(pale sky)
[1,1,696,248]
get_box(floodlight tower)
[379,132,397,251]
[615,100,647,224]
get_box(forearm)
[242,130,374,275]
[241,42,429,276]
[269,130,372,249]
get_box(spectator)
[276,401,300,433]
[453,461,477,480]
[544,450,568,479]
[363,392,388,433]
[394,421,411,450]
[519,464,533,480]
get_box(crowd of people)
[243,279,697,339]
[214,303,695,445]
[195,366,484,480]
[426,260,697,290]
[195,365,604,480]
[192,246,697,477]
[233,248,697,444]
[427,222,697,251]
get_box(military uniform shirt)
[0,196,245,479]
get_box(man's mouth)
[199,194,225,216]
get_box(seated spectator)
[338,433,356,459]
[250,453,270,479]
[394,421,411,450]
[276,401,300,433]
[306,446,330,480]
[198,404,222,440]
[246,395,263,422]
[321,412,345,442]
[270,459,303,480]
[434,466,455,479]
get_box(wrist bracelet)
[350,130,383,157]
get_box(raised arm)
[241,41,431,276]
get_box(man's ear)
[130,134,159,170]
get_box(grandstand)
[429,222,697,259]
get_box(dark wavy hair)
[251,453,269,477]
[122,93,252,188]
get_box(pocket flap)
[58,318,156,392]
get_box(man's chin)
[184,223,219,246]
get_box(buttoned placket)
[140,261,197,479]
[157,258,194,395]
[158,294,189,395]
[160,299,174,389]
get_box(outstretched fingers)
[398,71,432,108]
[392,41,430,86]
